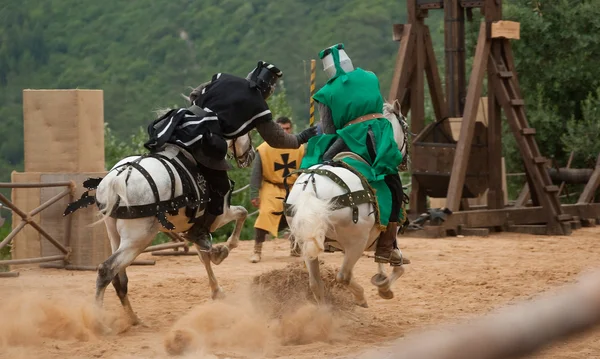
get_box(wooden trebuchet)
[355,269,600,359]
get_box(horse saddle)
[332,151,369,165]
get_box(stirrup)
[374,249,403,267]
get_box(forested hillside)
[0,0,434,180]
[2,0,600,185]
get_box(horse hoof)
[210,245,230,265]
[356,301,369,308]
[371,273,389,287]
[212,288,226,300]
[132,319,149,328]
[378,289,394,300]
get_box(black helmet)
[247,61,283,97]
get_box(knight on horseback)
[144,61,318,252]
[300,44,409,266]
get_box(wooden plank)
[388,25,416,106]
[406,203,600,238]
[423,25,451,135]
[23,90,105,173]
[40,173,110,267]
[393,24,405,41]
[521,128,536,135]
[558,151,575,196]
[507,224,548,235]
[410,20,428,215]
[444,0,467,117]
[487,39,503,210]
[445,22,490,212]
[460,0,484,7]
[577,155,600,204]
[458,226,490,237]
[429,203,600,231]
[515,183,530,208]
[10,171,42,262]
[491,21,520,40]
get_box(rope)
[231,184,249,194]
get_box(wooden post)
[445,22,490,212]
[578,154,600,204]
[486,0,505,209]
[309,59,316,126]
[443,0,466,118]
[388,24,416,109]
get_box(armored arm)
[323,138,350,161]
[255,120,317,149]
[249,151,263,199]
[318,102,336,134]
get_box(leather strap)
[343,113,384,128]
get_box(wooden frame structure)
[390,0,600,236]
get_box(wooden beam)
[485,0,503,210]
[578,155,600,204]
[558,151,575,196]
[410,22,428,215]
[393,24,405,41]
[445,22,490,212]
[444,0,467,117]
[424,25,452,137]
[514,183,530,208]
[490,21,520,40]
[388,25,416,105]
[408,203,600,235]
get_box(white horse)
[90,132,254,326]
[285,101,409,308]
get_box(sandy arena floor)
[1,227,600,359]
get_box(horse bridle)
[228,133,254,167]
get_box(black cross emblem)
[274,153,297,177]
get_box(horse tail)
[289,189,334,259]
[96,169,130,221]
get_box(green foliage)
[267,81,294,121]
[562,87,600,167]
[104,124,149,169]
[3,0,600,210]
[503,0,600,162]
[0,221,11,271]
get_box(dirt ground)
[1,227,600,359]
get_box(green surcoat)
[300,63,404,226]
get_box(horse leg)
[95,218,157,326]
[336,247,368,308]
[305,257,325,305]
[204,205,248,266]
[194,244,225,300]
[223,205,247,250]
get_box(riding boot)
[184,213,218,252]
[374,222,403,266]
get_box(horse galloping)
[65,130,255,327]
[284,101,410,308]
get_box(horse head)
[227,132,255,168]
[382,100,410,162]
